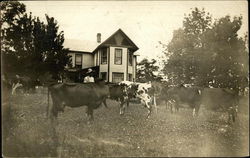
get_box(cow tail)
[47,86,50,118]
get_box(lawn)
[2,87,249,157]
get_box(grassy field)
[2,87,249,157]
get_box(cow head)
[128,84,139,98]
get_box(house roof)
[63,39,100,53]
[64,28,139,53]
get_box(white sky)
[22,1,248,62]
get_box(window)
[112,73,124,83]
[128,74,132,81]
[128,51,133,66]
[115,49,122,65]
[101,48,107,64]
[101,72,107,80]
[75,54,82,69]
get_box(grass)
[2,87,249,157]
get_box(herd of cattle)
[4,75,240,124]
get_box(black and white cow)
[109,81,157,118]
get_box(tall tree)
[1,1,70,81]
[203,15,248,92]
[1,1,27,76]
[162,7,248,93]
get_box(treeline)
[161,8,248,93]
[1,1,71,82]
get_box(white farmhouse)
[64,29,139,83]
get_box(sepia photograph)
[1,0,249,157]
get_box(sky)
[22,1,248,62]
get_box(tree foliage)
[136,58,161,82]
[162,7,248,93]
[1,1,70,81]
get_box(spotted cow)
[115,81,157,118]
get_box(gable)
[104,32,126,46]
[96,29,139,52]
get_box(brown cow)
[47,80,109,122]
[158,85,203,117]
[202,88,239,123]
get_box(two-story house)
[64,29,139,83]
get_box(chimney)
[97,33,101,43]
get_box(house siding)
[133,56,137,81]
[128,66,133,77]
[82,54,94,69]
[109,46,128,82]
[68,52,94,68]
[99,48,108,79]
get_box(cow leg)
[233,105,238,122]
[175,102,179,112]
[227,110,235,124]
[170,102,173,114]
[232,112,236,122]
[87,107,94,121]
[165,101,169,110]
[235,106,238,117]
[192,107,199,118]
[145,102,152,119]
[52,106,59,117]
[232,109,237,122]
[59,102,65,112]
[194,104,200,117]
[126,98,130,108]
[227,107,236,123]
[103,99,108,108]
[227,112,232,124]
[49,106,59,125]
[153,96,157,113]
[119,100,125,115]
[174,100,179,113]
[192,108,196,117]
[173,98,179,113]
[169,100,177,114]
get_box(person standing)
[84,68,95,83]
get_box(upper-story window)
[115,48,122,65]
[101,48,107,64]
[75,54,82,69]
[128,50,133,66]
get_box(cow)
[109,81,157,118]
[201,88,239,123]
[158,85,203,117]
[108,83,129,115]
[157,85,177,112]
[11,75,41,94]
[47,79,109,122]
